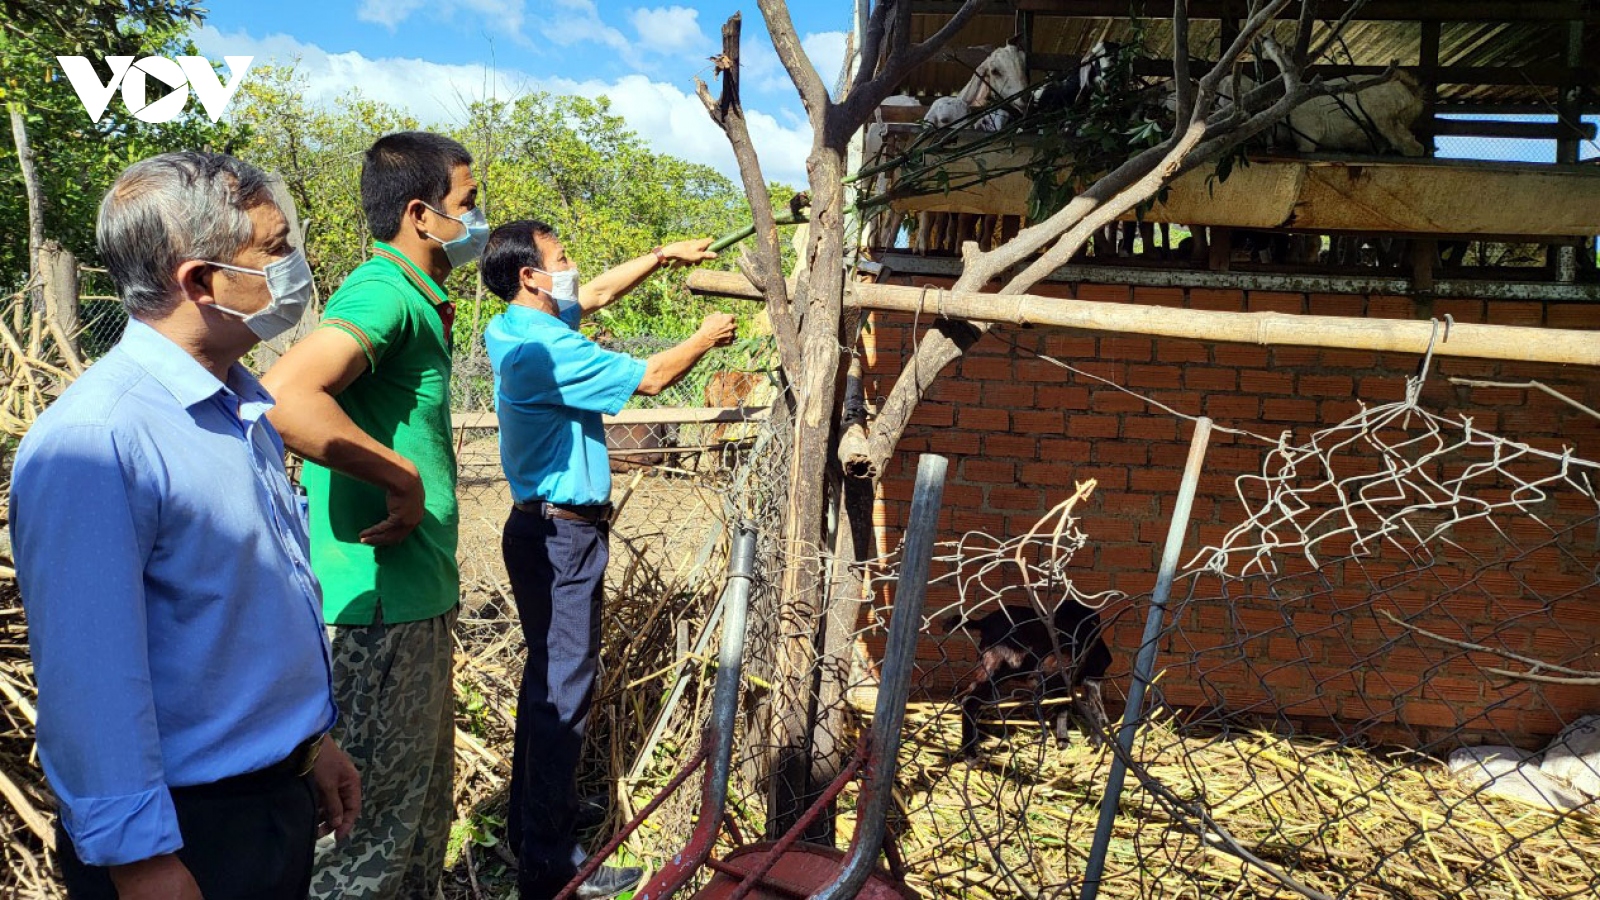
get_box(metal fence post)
[1079,417,1213,900]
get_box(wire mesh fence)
[529,345,1600,900]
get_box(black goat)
[942,601,1112,760]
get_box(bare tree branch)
[1173,0,1194,130]
[1380,610,1600,685]
[756,0,831,121]
[841,0,988,131]
[851,0,895,98]
[694,13,804,378]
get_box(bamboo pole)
[687,270,1600,368]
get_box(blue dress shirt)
[486,304,646,506]
[10,320,337,867]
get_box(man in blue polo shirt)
[481,220,734,900]
[10,151,360,899]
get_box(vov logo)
[56,55,253,124]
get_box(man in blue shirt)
[10,151,360,900]
[481,220,734,900]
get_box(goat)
[943,601,1113,760]
[922,44,1029,133]
[1282,70,1425,156]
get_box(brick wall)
[861,277,1600,749]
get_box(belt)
[514,499,613,523]
[175,733,323,797]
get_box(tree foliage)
[0,4,243,287]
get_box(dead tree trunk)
[39,241,83,374]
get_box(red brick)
[1246,291,1305,314]
[1239,371,1294,395]
[1078,284,1130,304]
[959,356,1012,381]
[1206,395,1261,420]
[1262,398,1318,422]
[1016,359,1072,383]
[928,430,982,455]
[1101,544,1155,569]
[1273,347,1321,367]
[1433,297,1486,325]
[1185,367,1239,392]
[1043,332,1098,358]
[1189,288,1244,311]
[1318,349,1376,369]
[1127,364,1183,389]
[1299,374,1355,397]
[1547,303,1600,330]
[1095,442,1148,466]
[1321,399,1363,422]
[1019,462,1078,486]
[1123,416,1178,441]
[984,433,1037,458]
[1134,286,1186,308]
[1092,391,1150,414]
[1097,489,1149,513]
[1074,467,1130,491]
[1486,302,1543,327]
[948,509,1005,534]
[1036,385,1091,410]
[982,381,1035,408]
[1306,293,1365,317]
[1038,438,1092,460]
[1100,336,1153,361]
[909,403,956,427]
[960,459,1015,483]
[1067,415,1120,438]
[1358,377,1408,402]
[957,407,1009,431]
[1012,410,1065,434]
[1367,295,1418,320]
[1156,340,1211,364]
[1079,517,1139,542]
[1130,469,1181,493]
[1214,344,1270,367]
[931,378,982,404]
[989,487,1045,511]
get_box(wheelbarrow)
[556,455,949,900]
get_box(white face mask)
[204,248,315,342]
[423,203,489,267]
[534,266,580,314]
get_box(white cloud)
[802,31,849,95]
[628,6,706,55]
[356,0,527,37]
[192,25,812,186]
[545,0,632,56]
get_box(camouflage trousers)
[312,604,457,900]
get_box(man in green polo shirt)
[263,131,483,899]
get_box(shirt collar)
[371,241,449,307]
[119,318,274,415]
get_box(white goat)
[1284,70,1425,156]
[922,44,1028,133]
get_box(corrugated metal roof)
[901,8,1596,110]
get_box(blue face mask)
[204,248,315,342]
[423,203,489,266]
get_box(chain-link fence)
[503,340,1600,900]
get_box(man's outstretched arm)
[578,238,718,314]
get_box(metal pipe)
[812,453,949,900]
[634,520,758,900]
[1079,419,1213,900]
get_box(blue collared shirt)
[9,320,337,867]
[486,304,646,506]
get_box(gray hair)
[96,151,274,317]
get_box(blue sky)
[195,0,854,185]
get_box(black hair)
[360,131,473,241]
[481,219,558,303]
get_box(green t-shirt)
[301,242,459,625]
